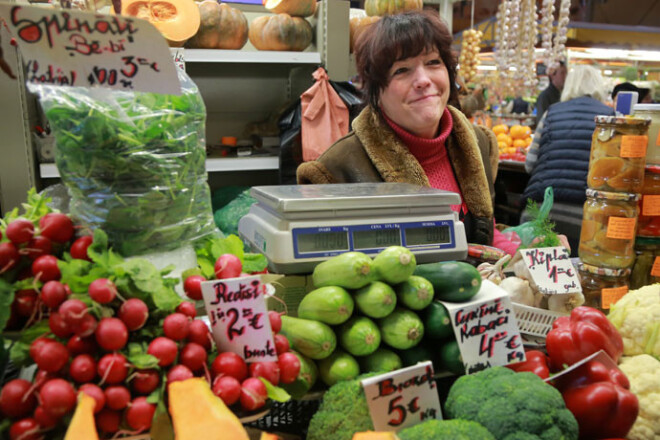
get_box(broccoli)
[445,367,578,440]
[398,419,495,440]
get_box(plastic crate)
[246,397,321,435]
[513,303,567,337]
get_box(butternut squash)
[349,15,379,53]
[120,0,201,47]
[352,433,400,440]
[169,377,249,440]
[187,1,248,49]
[249,14,313,51]
[264,0,317,17]
[64,393,99,440]
[364,0,422,17]
[260,433,283,440]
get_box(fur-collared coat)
[297,105,499,245]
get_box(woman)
[297,10,515,253]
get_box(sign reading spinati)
[519,246,582,295]
[0,3,180,94]
[440,280,525,374]
[200,275,277,363]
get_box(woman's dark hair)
[353,9,458,111]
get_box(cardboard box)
[266,274,315,317]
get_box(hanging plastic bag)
[502,186,560,248]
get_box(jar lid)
[634,237,660,247]
[645,165,660,175]
[578,262,631,277]
[594,115,652,127]
[633,104,660,112]
[585,188,641,202]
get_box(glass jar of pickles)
[587,115,651,193]
[578,189,640,269]
[629,237,660,289]
[637,165,660,237]
[578,263,630,313]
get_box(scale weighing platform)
[238,183,468,274]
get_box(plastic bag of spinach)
[31,69,217,256]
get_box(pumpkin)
[169,378,249,440]
[249,14,313,51]
[187,1,248,49]
[120,0,201,47]
[364,0,423,17]
[349,15,379,53]
[264,0,316,17]
[64,393,99,440]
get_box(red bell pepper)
[505,350,551,379]
[545,306,624,370]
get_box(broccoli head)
[445,367,578,440]
[398,419,495,440]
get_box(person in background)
[297,10,518,255]
[611,81,653,105]
[505,96,531,115]
[535,61,567,126]
[523,65,615,203]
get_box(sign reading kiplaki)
[0,3,180,94]
[200,275,277,363]
[519,246,582,295]
[439,280,525,374]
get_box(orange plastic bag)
[301,67,349,161]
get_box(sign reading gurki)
[519,246,582,295]
[201,275,277,363]
[0,3,180,94]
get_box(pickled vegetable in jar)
[637,165,660,237]
[578,189,640,269]
[587,115,651,193]
[578,263,630,313]
[629,237,660,289]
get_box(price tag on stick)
[519,246,582,295]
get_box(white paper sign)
[170,47,185,72]
[361,361,441,432]
[440,280,526,374]
[0,3,180,94]
[519,247,582,295]
[201,275,277,363]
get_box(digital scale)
[238,183,468,274]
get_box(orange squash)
[349,15,379,53]
[352,432,400,440]
[120,0,201,47]
[260,433,283,440]
[64,393,99,440]
[187,1,248,49]
[249,14,313,51]
[264,0,317,17]
[364,0,422,16]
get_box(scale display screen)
[404,225,451,246]
[296,230,349,253]
[353,229,401,250]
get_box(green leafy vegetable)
[193,235,268,279]
[9,320,51,368]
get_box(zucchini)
[373,246,417,284]
[379,308,424,350]
[359,348,402,373]
[339,316,381,356]
[354,281,397,319]
[318,349,360,387]
[437,339,465,375]
[298,286,354,325]
[398,343,436,368]
[413,261,481,303]
[280,350,318,399]
[395,275,434,310]
[280,315,337,360]
[312,252,375,289]
[423,301,453,340]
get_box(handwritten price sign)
[201,275,277,363]
[520,247,582,295]
[0,3,180,94]
[361,362,442,432]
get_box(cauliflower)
[618,355,660,440]
[608,284,660,357]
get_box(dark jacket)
[535,83,561,125]
[296,105,499,245]
[523,96,615,204]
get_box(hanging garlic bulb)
[459,28,483,83]
[520,0,538,92]
[552,0,571,65]
[540,0,555,67]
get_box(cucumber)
[395,276,434,310]
[373,246,417,284]
[437,339,465,375]
[280,315,337,360]
[312,252,375,289]
[379,309,424,350]
[398,343,436,367]
[298,286,354,325]
[280,350,319,399]
[413,261,481,303]
[339,316,381,356]
[354,281,397,319]
[318,349,360,387]
[423,301,453,340]
[359,348,402,373]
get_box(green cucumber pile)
[278,246,483,391]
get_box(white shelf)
[177,49,321,65]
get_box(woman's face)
[379,49,450,139]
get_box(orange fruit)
[493,124,509,135]
[524,136,533,146]
[513,139,527,149]
[496,133,512,146]
[510,125,532,139]
[498,141,508,150]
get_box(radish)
[0,242,20,273]
[147,337,178,367]
[31,255,60,282]
[79,383,105,413]
[277,352,301,384]
[22,236,52,260]
[130,369,161,395]
[118,298,149,331]
[125,397,156,431]
[183,275,205,300]
[34,340,69,373]
[39,379,76,417]
[88,278,117,304]
[33,405,59,429]
[67,335,97,356]
[176,301,196,318]
[39,213,74,243]
[268,311,282,334]
[163,313,190,341]
[240,378,267,411]
[103,386,131,411]
[214,254,242,279]
[8,418,42,440]
[48,312,73,338]
[14,290,39,317]
[0,379,37,419]
[40,281,67,309]
[166,365,193,384]
[33,371,57,391]
[69,354,97,383]
[179,342,208,372]
[29,337,51,362]
[187,320,212,350]
[6,219,34,244]
[97,353,128,384]
[96,408,121,433]
[249,361,280,386]
[212,375,241,406]
[211,352,247,381]
[273,334,289,355]
[58,299,87,327]
[69,235,93,261]
[95,318,128,351]
[72,313,97,338]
